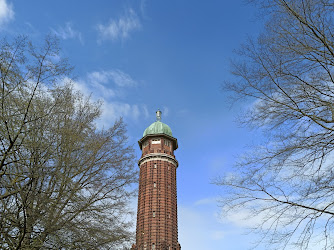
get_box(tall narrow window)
[152,243,155,250]
[153,211,156,217]
[164,139,171,147]
[154,182,156,188]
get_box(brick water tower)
[132,110,181,250]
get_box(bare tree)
[216,0,334,249]
[0,36,137,249]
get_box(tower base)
[131,242,181,250]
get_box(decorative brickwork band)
[138,153,179,168]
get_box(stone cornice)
[138,153,179,168]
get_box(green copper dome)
[143,110,173,137]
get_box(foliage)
[0,36,137,249]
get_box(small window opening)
[152,138,161,144]
[143,140,149,147]
[164,140,171,147]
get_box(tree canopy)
[0,36,137,249]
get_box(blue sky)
[1,0,266,249]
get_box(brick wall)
[134,136,180,250]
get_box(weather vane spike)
[156,109,162,121]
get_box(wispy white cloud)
[99,102,145,127]
[97,8,141,42]
[85,72,117,98]
[218,198,295,230]
[23,22,40,37]
[52,22,83,44]
[140,0,150,20]
[220,206,262,229]
[87,69,137,91]
[212,230,226,240]
[71,77,117,101]
[142,105,149,119]
[0,0,14,28]
[218,201,329,249]
[71,80,149,128]
[179,204,233,249]
[66,70,147,128]
[194,197,217,206]
[179,198,259,249]
[162,106,169,117]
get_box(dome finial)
[156,109,162,121]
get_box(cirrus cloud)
[65,70,148,128]
[51,22,83,44]
[97,8,141,42]
[88,69,137,88]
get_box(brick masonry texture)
[133,136,181,250]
